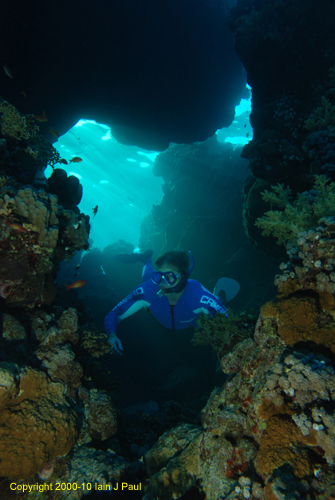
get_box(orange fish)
[4,221,27,233]
[69,157,83,164]
[3,65,13,79]
[34,111,48,123]
[65,279,86,291]
[50,127,59,138]
[59,158,68,165]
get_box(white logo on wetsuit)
[200,295,226,314]
[118,287,144,307]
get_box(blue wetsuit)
[104,259,228,335]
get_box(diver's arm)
[104,284,151,353]
[191,281,228,318]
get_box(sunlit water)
[46,86,252,249]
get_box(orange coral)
[258,399,294,421]
[256,415,317,479]
[261,295,335,352]
[0,363,77,480]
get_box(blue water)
[46,86,252,250]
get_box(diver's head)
[152,251,194,294]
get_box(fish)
[50,127,59,139]
[73,272,79,277]
[4,221,27,233]
[58,158,68,165]
[75,264,81,270]
[92,205,98,217]
[3,65,13,79]
[65,279,86,291]
[20,89,27,98]
[34,111,48,123]
[69,157,83,164]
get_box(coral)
[261,350,335,456]
[78,387,118,442]
[2,314,27,340]
[146,430,203,500]
[143,299,335,499]
[48,168,83,211]
[0,180,89,305]
[0,100,61,184]
[80,326,111,357]
[0,191,58,304]
[275,216,335,297]
[305,96,335,132]
[303,125,335,178]
[259,183,292,208]
[145,423,202,477]
[33,309,82,397]
[256,414,316,479]
[219,338,256,375]
[57,307,79,340]
[0,184,60,246]
[267,217,335,352]
[53,446,128,499]
[0,363,77,480]
[0,99,34,141]
[255,175,335,245]
[36,343,83,396]
[191,310,253,354]
[260,296,335,351]
[262,351,335,465]
[31,308,79,347]
[59,207,89,249]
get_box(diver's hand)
[107,332,124,356]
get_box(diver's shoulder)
[187,280,218,298]
[186,279,207,295]
[187,279,208,289]
[140,278,160,298]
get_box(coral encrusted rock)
[0,362,77,480]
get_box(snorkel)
[159,250,194,294]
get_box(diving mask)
[151,250,194,293]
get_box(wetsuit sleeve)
[104,283,151,335]
[192,282,228,318]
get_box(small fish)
[58,158,68,165]
[75,264,81,270]
[100,265,106,275]
[92,205,98,217]
[65,279,86,291]
[34,111,48,123]
[69,156,83,164]
[244,124,247,128]
[20,89,27,98]
[50,127,59,138]
[73,272,79,277]
[246,132,250,137]
[4,221,27,233]
[3,65,13,79]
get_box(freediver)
[104,250,239,355]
